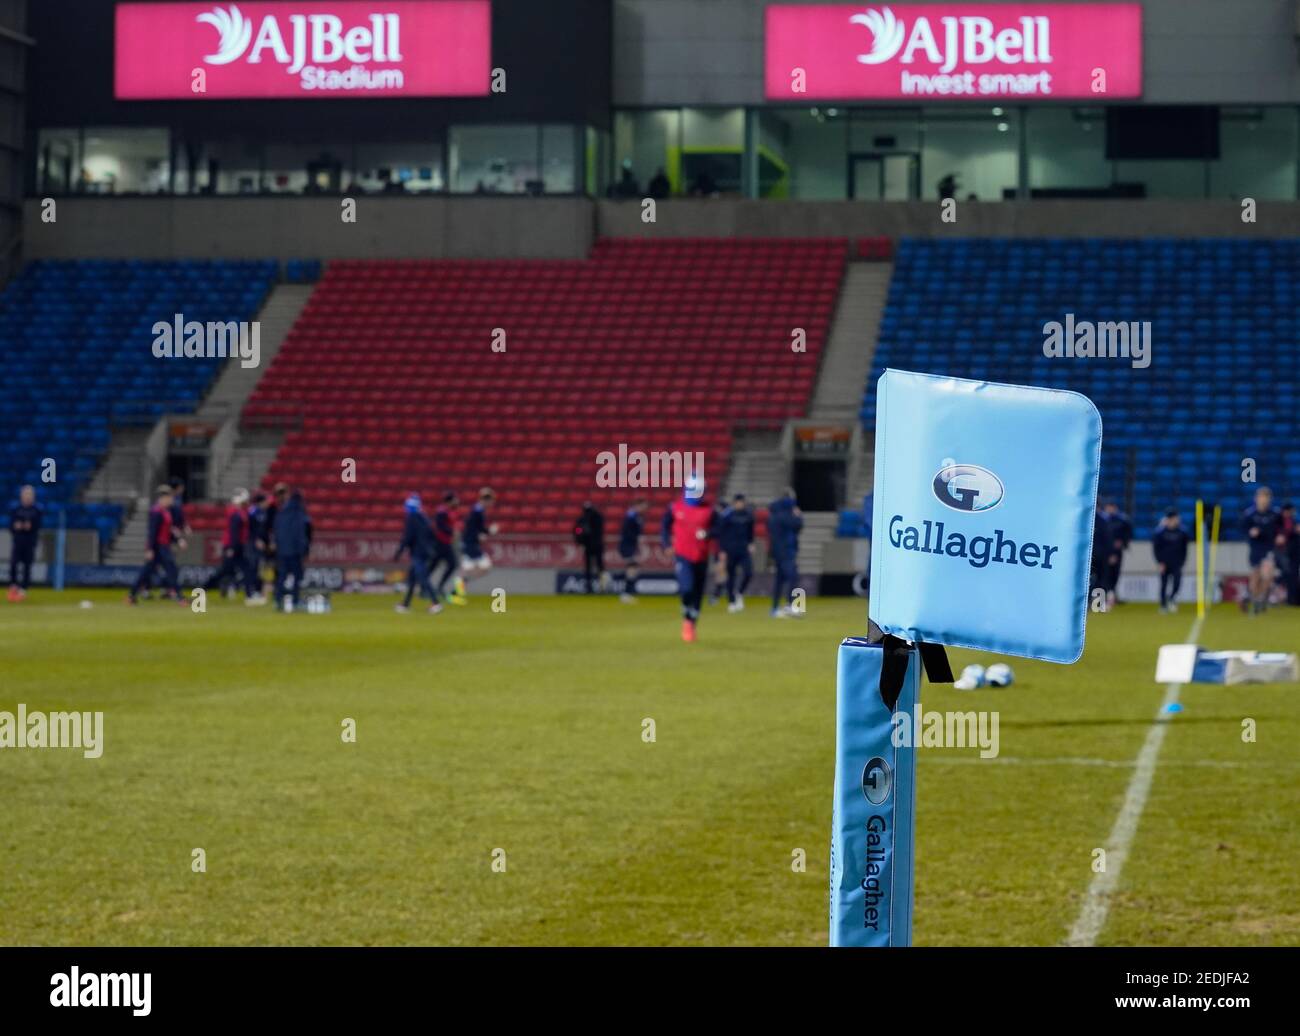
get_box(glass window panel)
[1211,107,1297,201]
[77,128,170,195]
[612,109,679,196]
[354,142,445,194]
[920,106,1018,202]
[36,127,80,195]
[764,108,846,200]
[449,125,538,194]
[1026,107,1109,196]
[540,124,576,194]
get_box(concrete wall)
[23,197,595,261]
[613,0,1300,107]
[27,196,1300,260]
[598,198,1300,238]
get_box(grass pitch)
[1,589,1296,946]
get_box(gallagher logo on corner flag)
[869,369,1102,663]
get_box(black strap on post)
[917,641,955,685]
[866,618,954,710]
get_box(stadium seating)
[244,239,846,532]
[862,239,1300,539]
[856,237,894,261]
[0,259,276,541]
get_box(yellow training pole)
[1207,504,1222,611]
[1195,499,1205,619]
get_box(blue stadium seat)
[0,259,276,536]
[860,239,1300,539]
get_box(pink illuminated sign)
[115,1,491,99]
[765,4,1141,101]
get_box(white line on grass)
[1064,616,1203,947]
[929,755,1264,770]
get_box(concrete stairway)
[196,284,314,422]
[88,282,314,561]
[807,262,893,423]
[845,447,875,508]
[211,428,286,500]
[104,500,149,565]
[794,511,840,576]
[83,427,155,503]
[718,261,895,576]
[722,427,788,505]
[201,283,313,499]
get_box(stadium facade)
[24,0,1300,203]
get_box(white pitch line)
[1064,616,1203,947]
[929,755,1261,770]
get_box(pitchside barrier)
[831,370,1101,947]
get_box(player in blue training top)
[1241,485,1283,615]
[394,493,442,614]
[1151,508,1190,613]
[716,493,755,613]
[458,487,498,599]
[7,484,42,602]
[617,498,647,604]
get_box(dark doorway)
[793,459,845,511]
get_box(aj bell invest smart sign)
[765,3,1142,101]
[115,1,491,99]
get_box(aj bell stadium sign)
[114,1,491,99]
[766,3,1142,101]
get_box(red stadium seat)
[235,239,847,534]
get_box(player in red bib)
[128,484,184,605]
[661,473,717,642]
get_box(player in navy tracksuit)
[128,485,183,604]
[273,490,312,611]
[394,494,442,613]
[1101,501,1133,606]
[717,493,755,612]
[7,484,42,601]
[244,491,271,604]
[1279,502,1300,606]
[168,478,190,541]
[1090,506,1112,605]
[205,490,251,597]
[573,501,606,594]
[458,487,497,598]
[1241,486,1283,614]
[617,500,646,603]
[1151,508,1191,613]
[767,489,803,617]
[430,492,463,605]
